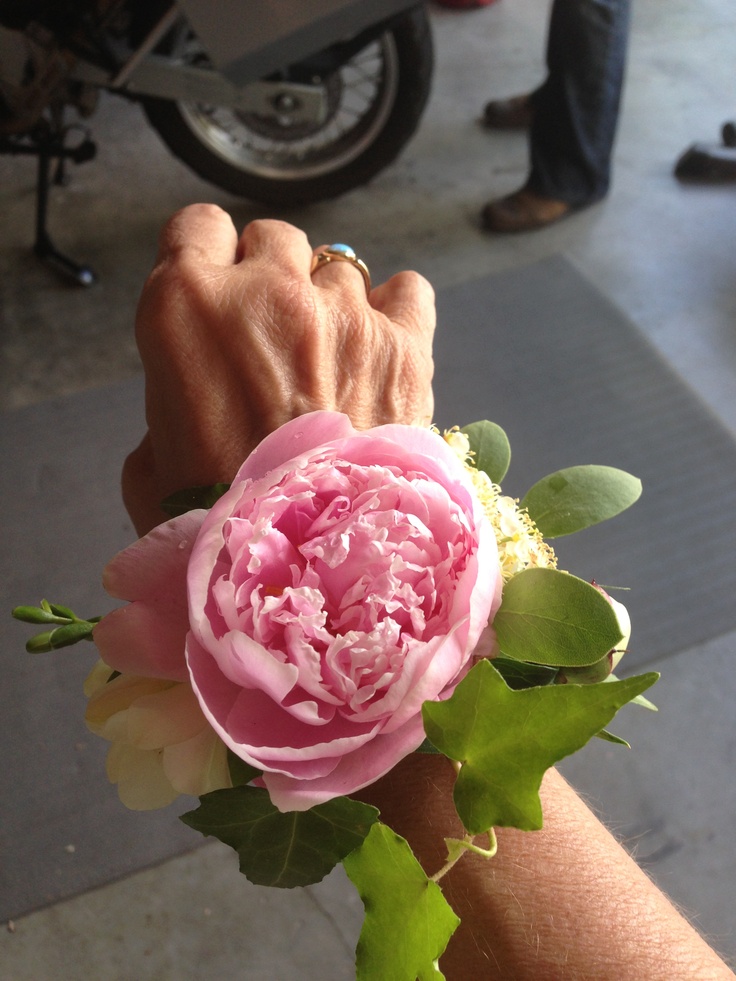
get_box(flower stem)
[430,828,498,883]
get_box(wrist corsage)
[14,411,657,979]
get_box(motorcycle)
[0,0,433,282]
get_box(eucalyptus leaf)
[180,786,378,888]
[160,483,231,517]
[460,420,511,483]
[344,822,460,981]
[494,568,623,666]
[422,659,658,834]
[520,465,642,538]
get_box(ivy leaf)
[422,659,658,835]
[461,420,511,483]
[607,673,658,711]
[520,465,642,538]
[494,568,622,667]
[180,786,378,888]
[226,749,261,787]
[160,483,231,517]
[343,822,460,981]
[415,738,443,754]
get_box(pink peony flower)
[95,412,500,811]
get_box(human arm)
[121,205,733,981]
[362,755,735,980]
[121,204,435,535]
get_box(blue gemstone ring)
[310,243,371,295]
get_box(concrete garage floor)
[2,1,736,978]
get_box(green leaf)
[160,483,231,518]
[631,692,658,711]
[520,465,642,538]
[226,750,261,787]
[494,568,623,667]
[491,656,558,690]
[460,420,511,483]
[607,673,658,711]
[595,728,631,747]
[415,738,442,754]
[556,653,613,685]
[180,786,378,888]
[422,659,658,834]
[344,822,460,981]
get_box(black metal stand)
[0,122,98,286]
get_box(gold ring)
[310,243,371,295]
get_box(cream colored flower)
[442,428,556,581]
[84,661,231,810]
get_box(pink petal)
[262,714,426,811]
[95,511,206,681]
[102,511,206,601]
[235,411,355,484]
[94,602,189,682]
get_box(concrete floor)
[2,0,736,977]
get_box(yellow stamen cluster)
[442,429,557,581]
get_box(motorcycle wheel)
[141,7,432,207]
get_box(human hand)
[121,204,436,535]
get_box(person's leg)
[528,0,631,206]
[482,0,630,231]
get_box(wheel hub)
[236,74,342,143]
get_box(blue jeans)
[528,0,631,206]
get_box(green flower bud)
[47,622,95,648]
[12,605,68,626]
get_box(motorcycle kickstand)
[33,133,97,287]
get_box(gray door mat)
[2,256,735,923]
[433,256,736,668]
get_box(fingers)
[310,243,373,300]
[238,219,314,279]
[369,270,436,337]
[156,209,316,279]
[156,203,238,267]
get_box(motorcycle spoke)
[176,36,399,180]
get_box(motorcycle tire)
[141,7,433,207]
